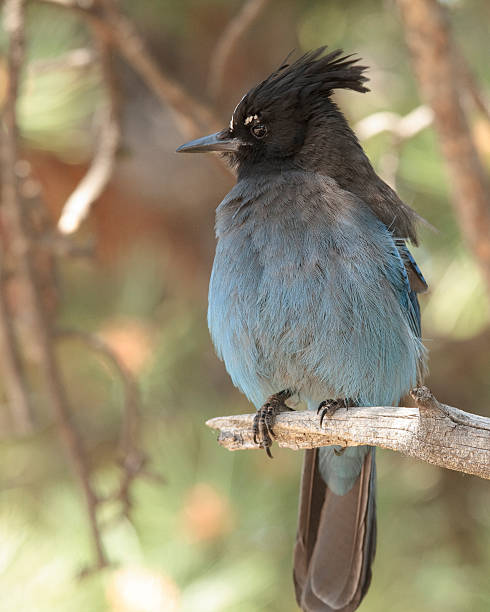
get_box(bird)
[177,47,427,612]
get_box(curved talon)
[319,411,326,428]
[253,390,294,458]
[318,398,352,428]
[252,412,260,445]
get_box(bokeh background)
[0,0,489,611]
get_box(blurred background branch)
[40,0,233,178]
[398,0,490,297]
[2,0,108,570]
[207,0,270,101]
[355,105,434,187]
[0,0,34,434]
[0,0,162,575]
[56,328,165,519]
[57,15,121,234]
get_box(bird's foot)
[317,398,354,454]
[253,390,293,458]
[317,397,354,427]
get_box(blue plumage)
[208,171,426,412]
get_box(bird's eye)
[251,123,267,139]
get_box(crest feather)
[245,47,369,110]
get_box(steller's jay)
[177,47,427,612]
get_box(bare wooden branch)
[397,0,490,296]
[1,0,107,569]
[206,387,490,480]
[208,0,270,100]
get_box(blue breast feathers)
[208,171,426,410]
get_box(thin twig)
[1,0,107,568]
[207,387,490,480]
[56,328,143,516]
[56,329,164,517]
[207,0,270,100]
[56,329,140,459]
[57,26,120,234]
[397,0,490,296]
[57,103,119,234]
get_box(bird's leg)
[317,397,355,455]
[253,389,294,458]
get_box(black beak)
[176,130,241,153]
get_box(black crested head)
[225,47,369,175]
[177,46,421,243]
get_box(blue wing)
[394,240,427,338]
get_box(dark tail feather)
[294,448,376,611]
